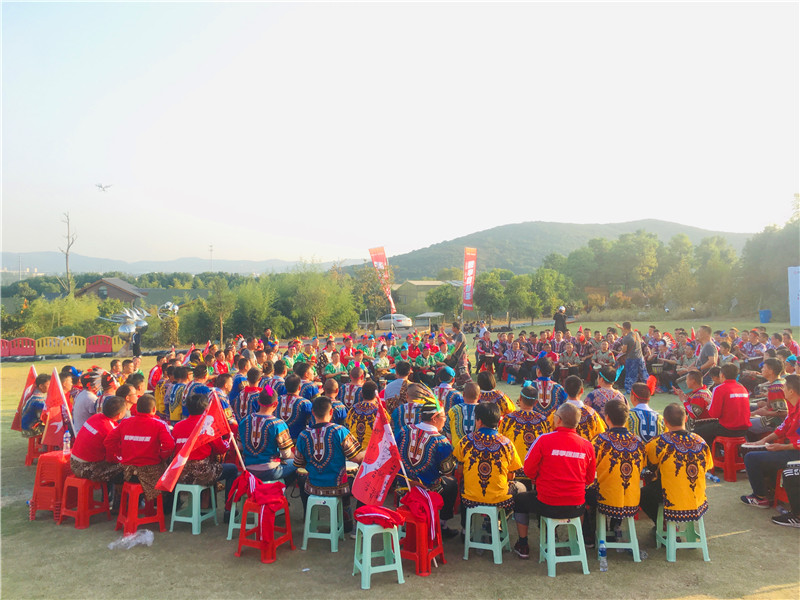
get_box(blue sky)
[2,2,798,264]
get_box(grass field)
[2,349,799,599]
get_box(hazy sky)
[2,2,798,264]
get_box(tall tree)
[351,262,394,321]
[473,272,507,325]
[609,230,660,291]
[426,284,461,319]
[437,267,462,281]
[206,277,236,343]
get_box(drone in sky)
[96,184,113,192]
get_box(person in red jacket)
[741,374,800,508]
[104,394,175,501]
[172,392,239,505]
[71,395,126,483]
[512,402,596,559]
[694,363,751,446]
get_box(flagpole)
[228,429,247,472]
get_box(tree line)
[426,219,799,323]
[1,219,796,343]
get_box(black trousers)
[693,421,748,447]
[513,490,585,521]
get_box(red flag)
[11,365,37,432]
[690,327,696,341]
[369,247,396,314]
[41,368,71,446]
[203,340,211,357]
[156,392,231,492]
[462,247,477,311]
[351,403,402,505]
[181,343,196,366]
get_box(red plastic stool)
[397,506,446,576]
[711,436,746,482]
[115,482,165,535]
[57,476,111,529]
[29,451,72,521]
[25,436,47,466]
[774,472,789,506]
[235,497,295,564]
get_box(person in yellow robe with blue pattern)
[547,376,606,442]
[640,402,712,523]
[453,402,524,532]
[499,384,550,480]
[583,398,646,543]
[345,381,380,452]
[477,372,515,416]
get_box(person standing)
[694,325,719,387]
[619,322,647,394]
[553,306,568,334]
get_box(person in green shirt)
[323,351,348,382]
[282,345,297,371]
[415,345,438,387]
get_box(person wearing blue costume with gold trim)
[294,395,364,533]
[397,399,459,538]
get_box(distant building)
[75,277,145,304]
[75,277,211,307]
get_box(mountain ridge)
[385,219,753,279]
[2,219,753,279]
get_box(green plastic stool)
[538,516,589,577]
[227,497,258,541]
[226,479,285,541]
[655,505,710,562]
[302,495,344,552]
[352,522,405,590]
[596,512,641,562]
[463,505,510,564]
[170,484,218,535]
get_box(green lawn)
[2,354,799,600]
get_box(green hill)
[388,219,753,279]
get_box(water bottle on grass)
[598,540,608,572]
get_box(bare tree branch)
[58,212,77,295]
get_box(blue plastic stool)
[463,504,510,564]
[352,522,405,589]
[170,484,217,535]
[302,495,344,552]
[538,516,589,577]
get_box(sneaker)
[771,513,800,528]
[349,531,357,540]
[740,495,770,508]
[513,539,530,559]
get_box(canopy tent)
[414,312,445,331]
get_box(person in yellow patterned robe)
[547,375,606,441]
[499,384,550,481]
[345,381,380,452]
[583,398,646,544]
[477,371,515,416]
[640,402,712,523]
